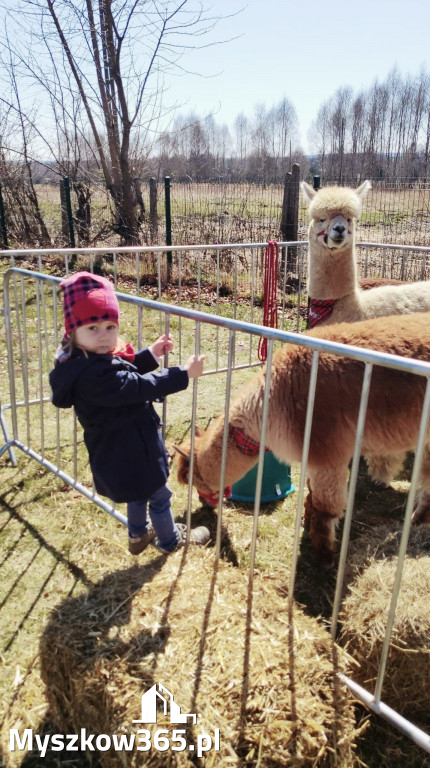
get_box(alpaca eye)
[319,219,326,223]
[347,218,351,223]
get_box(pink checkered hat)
[60,271,119,336]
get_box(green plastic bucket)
[230,452,295,503]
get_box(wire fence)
[169,180,430,246]
[1,178,430,250]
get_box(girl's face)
[73,321,119,355]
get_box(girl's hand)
[184,354,206,379]
[150,333,174,358]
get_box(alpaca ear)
[172,444,190,460]
[355,180,371,199]
[301,181,316,203]
[195,425,205,437]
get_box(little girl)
[49,271,209,555]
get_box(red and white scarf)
[308,298,336,328]
[196,427,269,504]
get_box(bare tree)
[350,93,365,177]
[0,0,232,244]
[233,112,249,179]
[308,102,331,178]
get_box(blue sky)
[165,0,430,151]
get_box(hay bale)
[40,549,358,767]
[340,525,430,723]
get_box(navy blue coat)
[49,347,189,503]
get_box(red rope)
[258,241,279,362]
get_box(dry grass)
[29,549,359,768]
[340,525,430,723]
[4,452,430,767]
[0,455,359,768]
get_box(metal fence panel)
[2,266,430,754]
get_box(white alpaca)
[301,180,430,327]
[302,180,430,485]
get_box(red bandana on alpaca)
[308,298,336,328]
[231,426,269,456]
[196,427,269,505]
[198,486,232,506]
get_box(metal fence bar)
[0,242,308,262]
[0,439,127,528]
[215,330,236,559]
[52,282,61,470]
[248,338,274,575]
[373,377,430,703]
[36,279,45,457]
[331,362,374,638]
[287,350,320,605]
[0,400,16,465]
[3,240,430,261]
[339,675,430,754]
[186,322,202,539]
[19,274,31,446]
[161,312,171,444]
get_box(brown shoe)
[128,525,156,555]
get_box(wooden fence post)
[164,176,172,282]
[0,182,9,249]
[149,177,158,243]
[74,181,92,244]
[60,180,69,243]
[60,177,77,268]
[280,163,300,273]
[60,177,76,245]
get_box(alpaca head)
[174,425,217,496]
[302,180,371,252]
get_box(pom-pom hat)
[60,271,119,337]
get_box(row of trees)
[309,68,430,181]
[0,1,430,245]
[149,101,306,182]
[151,68,430,183]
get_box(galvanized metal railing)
[2,256,430,754]
[1,241,309,336]
[2,241,430,339]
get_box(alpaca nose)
[333,224,346,235]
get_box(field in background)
[169,181,430,247]
[10,180,430,249]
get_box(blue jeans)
[127,483,178,552]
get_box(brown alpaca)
[358,276,406,291]
[175,313,430,567]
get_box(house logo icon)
[133,684,197,725]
